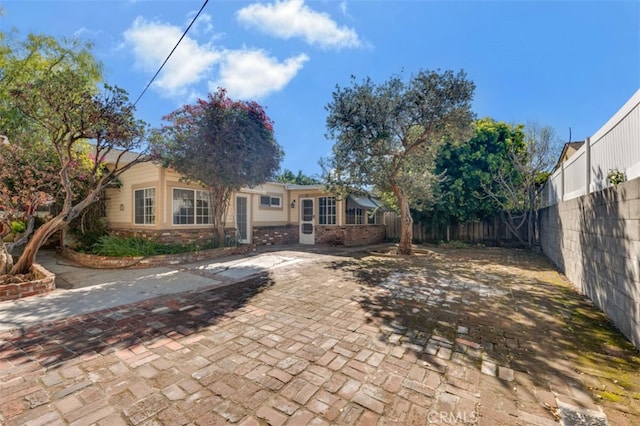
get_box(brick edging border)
[0,263,56,302]
[57,245,254,269]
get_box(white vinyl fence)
[541,89,640,207]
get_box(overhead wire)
[133,0,209,107]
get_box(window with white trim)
[173,188,211,225]
[134,188,155,225]
[346,207,364,225]
[260,195,282,208]
[318,197,336,225]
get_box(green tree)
[0,32,150,275]
[323,70,475,255]
[428,118,525,226]
[275,168,320,185]
[155,88,283,245]
[1,32,102,138]
[483,122,558,247]
[0,31,103,272]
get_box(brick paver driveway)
[1,245,639,425]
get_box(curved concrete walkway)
[0,249,307,332]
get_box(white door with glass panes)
[299,198,315,244]
[236,196,250,244]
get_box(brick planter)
[0,263,56,301]
[57,245,253,269]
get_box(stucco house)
[552,140,585,171]
[100,154,386,247]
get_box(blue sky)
[1,0,638,177]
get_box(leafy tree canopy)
[155,88,283,244]
[323,69,475,254]
[0,30,150,275]
[0,32,104,219]
[275,169,320,185]
[484,122,560,247]
[424,118,526,226]
[1,31,102,141]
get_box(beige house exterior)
[553,141,585,171]
[102,161,385,247]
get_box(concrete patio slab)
[0,250,305,332]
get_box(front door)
[299,198,315,244]
[236,196,250,244]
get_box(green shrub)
[10,220,26,234]
[92,236,158,257]
[68,203,109,251]
[607,169,625,186]
[89,235,229,257]
[438,240,470,249]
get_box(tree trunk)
[500,211,527,246]
[208,187,231,247]
[10,215,65,275]
[215,221,225,246]
[392,185,413,255]
[527,190,534,248]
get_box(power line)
[133,0,209,107]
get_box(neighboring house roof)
[553,140,585,171]
[101,148,147,165]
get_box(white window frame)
[173,188,211,225]
[260,194,282,209]
[134,188,156,225]
[346,207,364,225]
[318,196,336,225]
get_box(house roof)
[346,195,386,210]
[284,184,324,190]
[100,147,148,165]
[553,140,585,171]
[564,141,585,152]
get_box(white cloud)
[189,12,215,35]
[236,0,362,49]
[211,49,309,99]
[123,17,220,97]
[123,16,308,101]
[339,1,349,16]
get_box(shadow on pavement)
[0,272,275,370]
[326,245,640,421]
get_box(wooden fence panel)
[383,212,528,244]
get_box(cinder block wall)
[539,177,640,349]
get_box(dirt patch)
[0,272,35,284]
